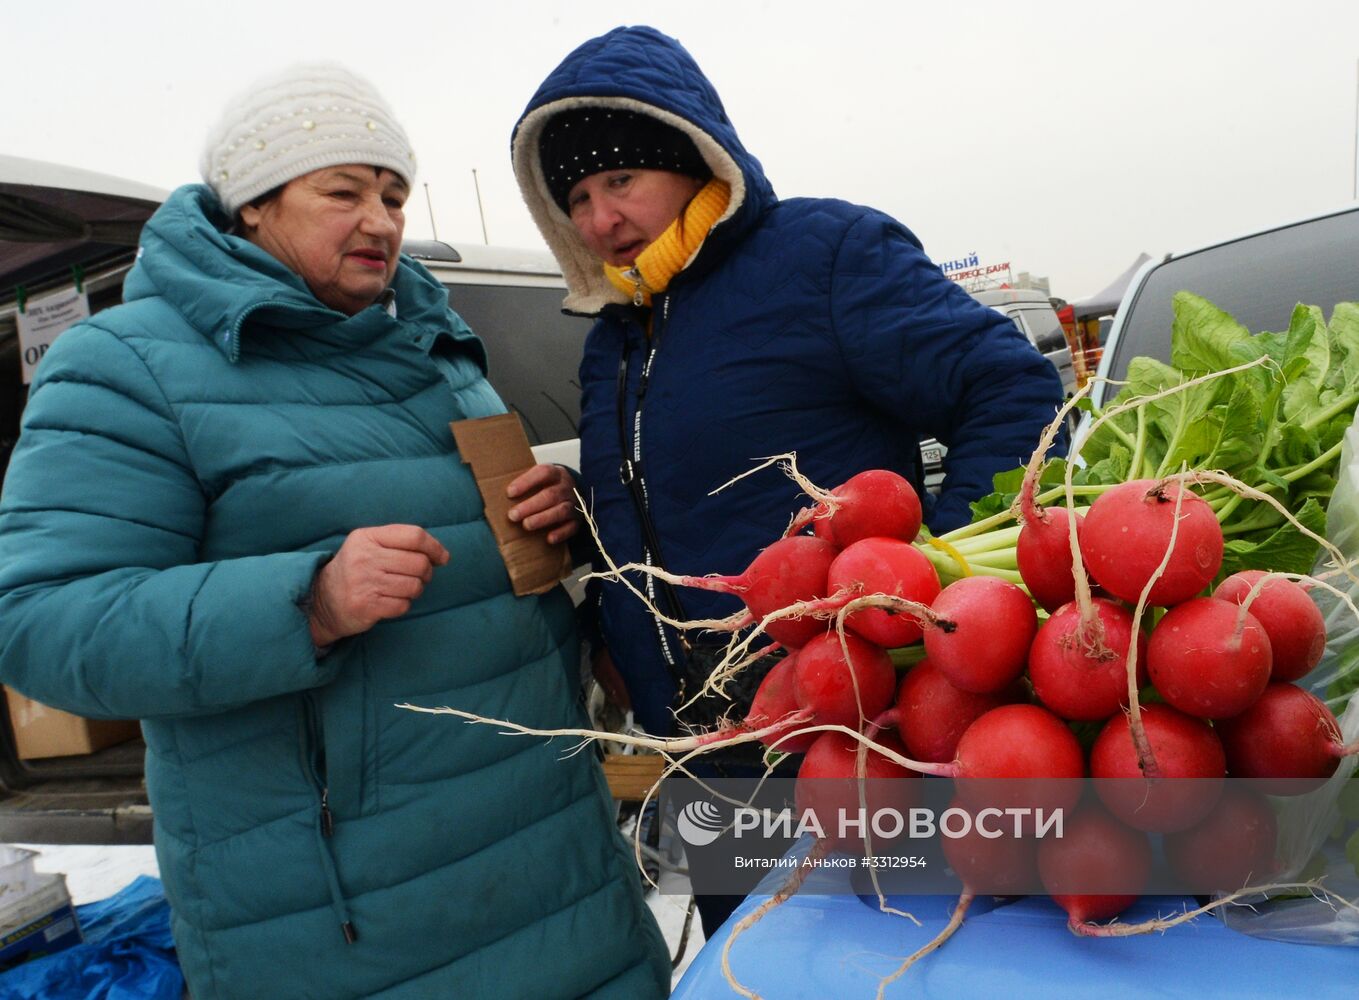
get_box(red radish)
[782,704,1086,834]
[894,659,1015,764]
[1017,505,1088,612]
[1164,785,1279,892]
[797,703,1085,785]
[1028,598,1148,721]
[795,730,919,852]
[827,537,941,647]
[745,653,819,753]
[952,704,1086,822]
[1217,683,1358,794]
[939,795,1040,895]
[675,535,837,648]
[1089,703,1226,832]
[954,704,1086,780]
[824,470,923,548]
[1079,479,1223,606]
[1146,597,1272,719]
[1039,804,1152,928]
[923,577,1037,694]
[1213,571,1326,682]
[792,632,896,730]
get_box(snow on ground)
[10,842,707,988]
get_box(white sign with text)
[17,285,90,384]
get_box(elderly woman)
[0,65,668,999]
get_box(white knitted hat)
[200,63,416,216]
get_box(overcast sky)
[8,0,1359,300]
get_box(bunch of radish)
[667,466,1357,934]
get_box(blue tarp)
[674,848,1359,999]
[0,876,181,1000]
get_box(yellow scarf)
[603,178,731,308]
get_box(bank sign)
[940,253,1013,286]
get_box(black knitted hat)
[539,107,711,212]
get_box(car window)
[439,283,592,447]
[1020,308,1068,355]
[1106,209,1359,383]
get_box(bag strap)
[616,335,690,683]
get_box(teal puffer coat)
[0,185,669,999]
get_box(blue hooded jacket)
[513,26,1065,734]
[0,185,669,998]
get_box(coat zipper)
[300,692,357,943]
[624,266,647,307]
[301,693,331,828]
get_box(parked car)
[1090,205,1359,410]
[918,287,1077,490]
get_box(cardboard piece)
[601,753,665,802]
[451,413,572,597]
[3,689,141,760]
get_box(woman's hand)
[308,524,449,647]
[506,464,583,545]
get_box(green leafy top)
[971,292,1359,577]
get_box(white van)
[971,287,1076,395]
[401,240,590,468]
[918,287,1077,490]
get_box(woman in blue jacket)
[513,25,1065,739]
[511,25,1067,933]
[0,64,668,999]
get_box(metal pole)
[472,169,490,245]
[1353,58,1358,201]
[423,183,438,242]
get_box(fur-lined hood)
[511,25,775,314]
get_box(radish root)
[1120,470,1193,778]
[874,892,975,1000]
[1009,380,1095,526]
[396,703,956,777]
[1069,879,1340,937]
[719,837,831,999]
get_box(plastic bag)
[1219,416,1359,946]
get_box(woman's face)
[238,166,408,315]
[566,169,704,267]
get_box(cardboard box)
[3,688,141,760]
[451,413,572,597]
[0,861,82,970]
